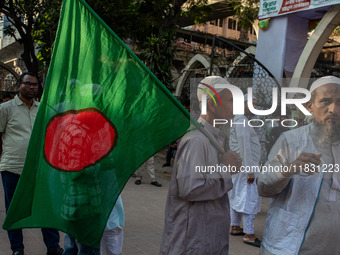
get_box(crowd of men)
[160,75,340,255]
[1,73,339,255]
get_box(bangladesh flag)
[3,0,190,248]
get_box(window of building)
[237,22,241,31]
[219,18,223,27]
[0,15,9,39]
[228,19,236,30]
[210,19,220,26]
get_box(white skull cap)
[197,76,230,103]
[310,76,340,92]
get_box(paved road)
[0,151,268,255]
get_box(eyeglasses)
[22,81,39,88]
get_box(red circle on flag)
[44,108,117,171]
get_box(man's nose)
[328,102,339,114]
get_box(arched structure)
[290,5,340,88]
[0,61,20,94]
[226,46,256,77]
[0,61,19,81]
[175,54,217,97]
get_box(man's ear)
[305,101,313,113]
[207,97,216,112]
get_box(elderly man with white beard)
[258,76,340,255]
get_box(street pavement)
[0,150,269,255]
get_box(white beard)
[313,119,340,145]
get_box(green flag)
[3,0,189,248]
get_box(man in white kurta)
[159,76,242,255]
[228,96,261,247]
[258,76,340,255]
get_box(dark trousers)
[63,234,100,255]
[1,171,60,252]
[165,145,176,165]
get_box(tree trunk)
[20,33,39,75]
[239,27,249,42]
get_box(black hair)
[3,93,11,99]
[18,72,38,83]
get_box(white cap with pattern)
[310,76,340,92]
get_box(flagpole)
[189,115,225,155]
[199,126,225,154]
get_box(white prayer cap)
[197,76,230,104]
[310,76,340,92]
[244,94,256,102]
